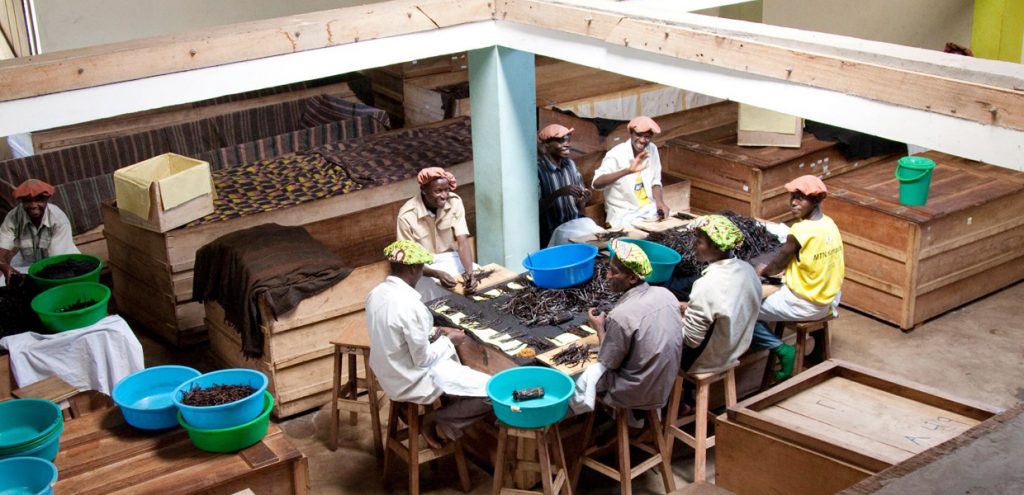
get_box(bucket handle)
[895,166,931,183]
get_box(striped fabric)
[10,97,387,235]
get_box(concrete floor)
[142,281,1024,494]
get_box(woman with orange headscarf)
[396,167,478,299]
[1,179,79,283]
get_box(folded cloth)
[0,314,144,395]
[192,223,353,358]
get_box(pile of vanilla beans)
[646,210,782,275]
[494,260,619,327]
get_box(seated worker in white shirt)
[591,116,670,228]
[1,179,79,283]
[366,240,493,450]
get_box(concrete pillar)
[468,46,538,271]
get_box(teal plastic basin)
[487,367,574,429]
[607,238,682,283]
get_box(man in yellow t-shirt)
[750,175,845,381]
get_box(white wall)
[33,0,385,53]
[762,0,972,51]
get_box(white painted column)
[468,46,538,271]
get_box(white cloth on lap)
[548,217,606,247]
[0,314,144,395]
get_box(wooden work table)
[54,407,309,495]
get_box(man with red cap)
[592,116,670,228]
[749,175,845,381]
[396,167,478,298]
[536,124,604,246]
[1,179,79,283]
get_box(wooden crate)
[206,262,389,418]
[825,151,1024,329]
[715,360,1001,495]
[662,121,893,221]
[55,408,309,495]
[363,53,468,126]
[102,121,474,347]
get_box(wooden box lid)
[725,360,1002,473]
[826,151,1024,223]
[667,124,836,169]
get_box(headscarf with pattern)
[610,238,653,278]
[384,240,434,265]
[694,215,744,253]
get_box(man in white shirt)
[592,116,670,228]
[1,179,79,283]
[366,239,492,449]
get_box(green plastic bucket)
[895,156,936,206]
[30,282,111,332]
[28,254,103,290]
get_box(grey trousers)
[427,395,493,440]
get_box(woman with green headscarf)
[678,215,761,375]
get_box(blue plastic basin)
[522,244,598,289]
[487,367,574,429]
[173,369,268,430]
[0,399,62,452]
[0,423,63,462]
[607,238,682,283]
[0,456,58,495]
[113,365,201,430]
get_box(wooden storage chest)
[102,150,473,347]
[662,124,893,221]
[55,407,309,494]
[715,360,1001,495]
[825,151,1024,329]
[205,262,389,418]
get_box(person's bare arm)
[756,235,800,276]
[0,247,15,281]
[652,184,669,220]
[592,150,650,189]
[455,235,478,292]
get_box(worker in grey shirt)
[679,215,761,374]
[571,239,683,415]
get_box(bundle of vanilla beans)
[494,261,619,326]
[646,211,782,275]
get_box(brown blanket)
[193,223,352,358]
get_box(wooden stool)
[664,365,738,483]
[383,401,471,495]
[572,403,676,495]
[760,315,836,389]
[791,315,834,373]
[328,334,386,457]
[492,423,571,495]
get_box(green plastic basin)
[178,392,274,453]
[27,254,103,290]
[30,282,110,332]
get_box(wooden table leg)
[329,345,342,451]
[363,350,384,458]
[347,352,358,426]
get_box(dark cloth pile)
[804,120,907,161]
[193,224,352,358]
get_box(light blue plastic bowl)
[0,456,58,495]
[522,244,598,289]
[486,367,574,429]
[0,399,62,452]
[113,365,201,430]
[172,369,268,430]
[0,423,64,462]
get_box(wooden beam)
[0,0,494,100]
[500,0,1024,132]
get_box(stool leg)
[725,368,738,408]
[693,382,710,483]
[492,426,510,495]
[795,329,807,374]
[363,351,384,458]
[347,353,359,426]
[455,439,472,493]
[647,410,677,493]
[538,429,555,495]
[407,406,421,495]
[571,411,597,493]
[551,424,572,495]
[383,403,398,482]
[760,322,783,390]
[329,345,342,451]
[821,323,832,361]
[616,412,632,495]
[663,375,683,461]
